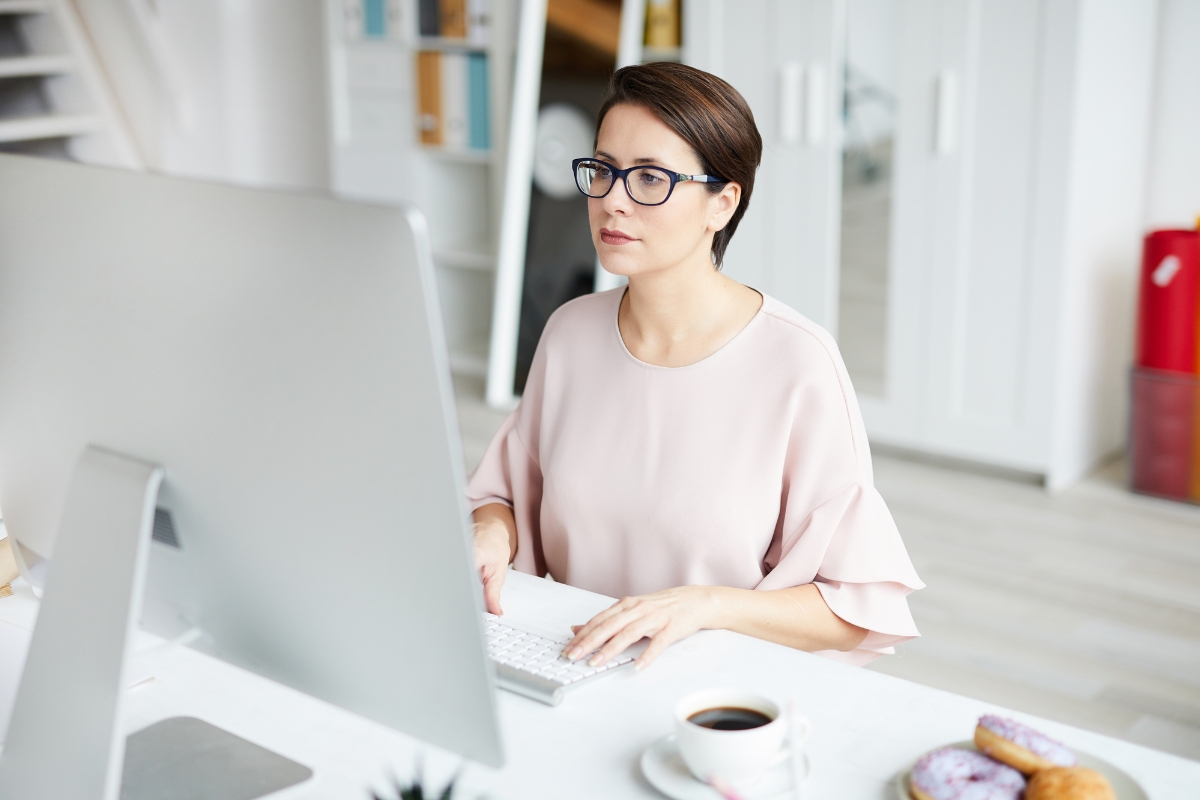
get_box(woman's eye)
[639,172,663,186]
[594,166,611,179]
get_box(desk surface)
[1,571,1198,799]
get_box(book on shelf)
[440,0,467,38]
[419,0,440,37]
[345,0,404,41]
[415,50,491,151]
[418,0,489,43]
[467,52,490,150]
[467,0,489,45]
[416,50,443,145]
[441,52,469,149]
[645,0,681,49]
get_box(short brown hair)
[595,63,762,268]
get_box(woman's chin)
[597,262,637,278]
[597,255,655,279]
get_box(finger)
[565,598,641,650]
[482,565,505,616]
[590,616,663,666]
[567,607,641,658]
[634,629,677,671]
[567,599,631,643]
[566,606,648,660]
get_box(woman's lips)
[600,229,637,245]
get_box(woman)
[469,63,922,671]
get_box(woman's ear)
[707,182,742,233]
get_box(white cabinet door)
[858,0,1050,472]
[919,0,1049,470]
[684,0,845,331]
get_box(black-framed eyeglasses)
[572,158,727,206]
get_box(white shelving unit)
[325,0,516,383]
[0,0,141,167]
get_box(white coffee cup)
[674,688,810,787]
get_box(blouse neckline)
[611,287,768,371]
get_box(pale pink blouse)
[467,288,923,665]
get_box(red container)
[1136,229,1200,373]
[1129,367,1197,501]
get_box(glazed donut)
[974,715,1076,774]
[1026,766,1116,800]
[909,747,1025,800]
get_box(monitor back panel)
[0,154,503,766]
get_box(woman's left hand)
[563,585,719,671]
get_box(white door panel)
[921,0,1048,468]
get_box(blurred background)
[2,0,1198,760]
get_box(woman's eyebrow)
[594,150,665,166]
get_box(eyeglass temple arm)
[678,174,726,183]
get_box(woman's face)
[588,103,741,279]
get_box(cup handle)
[766,743,810,769]
[790,714,812,745]
[787,709,812,797]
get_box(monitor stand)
[0,446,312,800]
[121,717,311,800]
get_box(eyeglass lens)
[575,161,673,205]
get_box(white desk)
[1,571,1198,799]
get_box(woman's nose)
[600,176,636,215]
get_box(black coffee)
[687,706,774,731]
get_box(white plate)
[640,733,797,800]
[892,741,1148,800]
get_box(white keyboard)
[483,613,645,705]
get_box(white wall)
[155,0,330,191]
[1047,0,1158,489]
[1143,0,1200,230]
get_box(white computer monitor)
[0,153,503,799]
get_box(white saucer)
[640,734,796,800]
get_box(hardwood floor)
[453,376,1200,761]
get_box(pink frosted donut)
[909,747,1025,800]
[975,714,1076,774]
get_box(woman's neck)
[618,254,762,368]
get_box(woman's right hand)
[471,504,517,615]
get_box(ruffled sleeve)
[757,481,923,664]
[753,312,924,664]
